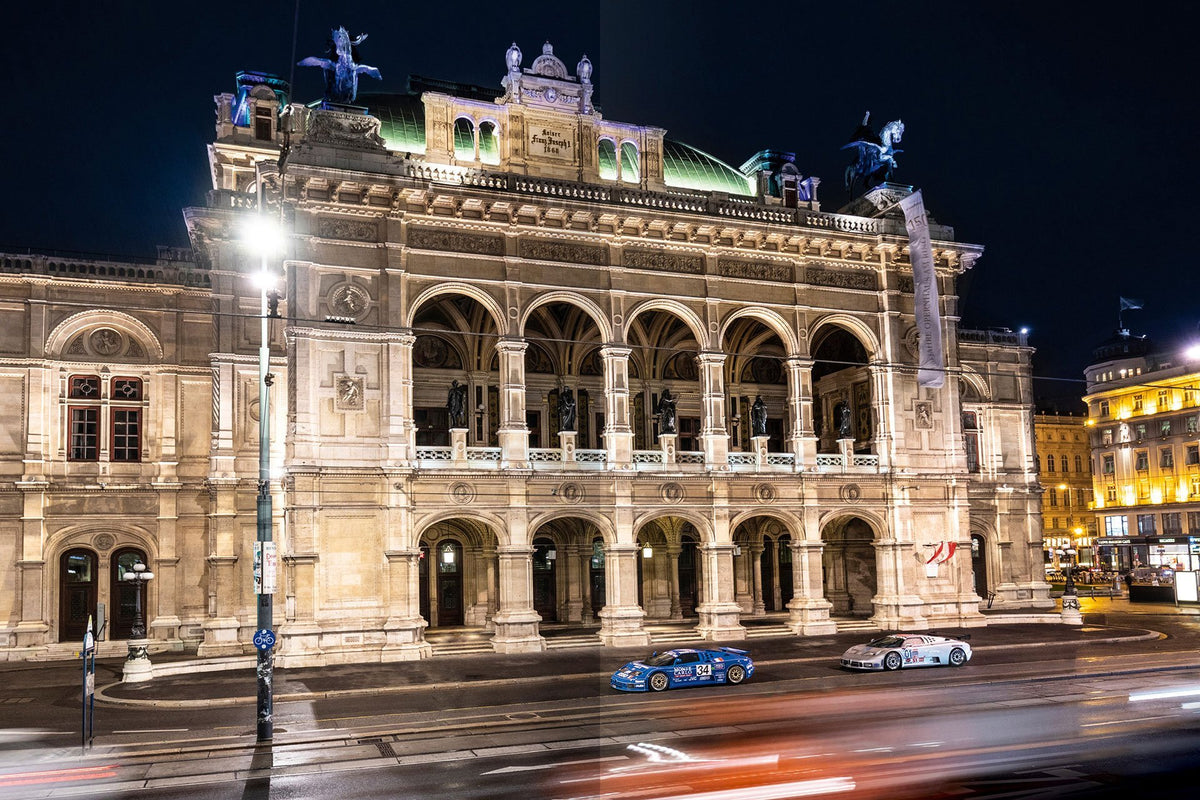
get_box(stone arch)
[819,512,883,617]
[958,365,992,401]
[633,509,714,544]
[806,313,882,361]
[718,307,800,356]
[413,510,510,548]
[46,310,164,361]
[406,282,508,336]
[624,298,709,350]
[729,508,803,539]
[519,291,614,343]
[528,509,617,545]
[46,523,156,642]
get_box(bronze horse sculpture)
[842,112,905,197]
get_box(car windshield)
[866,636,905,648]
[644,652,678,667]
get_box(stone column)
[199,478,243,657]
[491,545,545,653]
[598,544,651,646]
[786,539,837,634]
[382,548,432,660]
[749,545,765,615]
[565,543,584,623]
[696,543,746,640]
[601,345,634,469]
[667,545,682,620]
[785,356,816,468]
[496,338,529,469]
[697,351,728,469]
[389,332,416,465]
[580,546,594,624]
[14,481,49,647]
[867,362,891,469]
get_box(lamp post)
[1057,545,1077,595]
[245,197,283,743]
[121,562,154,683]
[1057,543,1082,625]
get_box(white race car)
[841,633,972,671]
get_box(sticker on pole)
[253,629,277,651]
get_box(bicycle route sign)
[253,629,276,651]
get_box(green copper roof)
[361,93,427,154]
[358,94,754,197]
[662,138,754,196]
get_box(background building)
[0,42,1050,663]
[1084,329,1200,572]
[1034,412,1095,568]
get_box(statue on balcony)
[656,389,678,435]
[299,27,381,105]
[447,380,468,429]
[558,388,577,432]
[835,402,853,439]
[750,395,768,437]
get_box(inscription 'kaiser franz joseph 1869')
[528,125,574,159]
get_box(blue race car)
[611,647,754,692]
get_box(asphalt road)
[3,607,1200,798]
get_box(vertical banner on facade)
[898,190,944,388]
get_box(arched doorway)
[424,539,464,627]
[110,548,149,639]
[679,535,700,617]
[589,538,605,616]
[971,533,988,599]
[532,538,557,621]
[59,549,97,641]
[761,537,776,612]
[779,535,794,607]
[822,517,877,617]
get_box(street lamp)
[1056,545,1078,596]
[244,196,283,743]
[121,562,154,683]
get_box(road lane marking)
[481,755,628,775]
[112,729,189,734]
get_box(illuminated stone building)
[0,42,1050,662]
[1033,412,1095,567]
[1084,330,1200,572]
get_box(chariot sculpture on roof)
[841,112,905,197]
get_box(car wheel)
[726,665,746,685]
[649,672,670,692]
[883,651,903,671]
[949,647,967,667]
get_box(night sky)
[3,1,1198,408]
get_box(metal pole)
[256,248,274,742]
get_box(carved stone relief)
[625,248,704,274]
[335,376,364,411]
[518,239,609,266]
[407,227,505,256]
[806,267,877,291]
[717,258,793,282]
[329,283,370,320]
[318,217,377,242]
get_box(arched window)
[478,120,500,165]
[453,118,475,161]
[619,141,639,183]
[598,139,618,181]
[1060,455,1069,473]
[1074,454,1083,473]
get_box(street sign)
[253,628,276,651]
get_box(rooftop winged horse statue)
[299,27,381,105]
[842,112,905,197]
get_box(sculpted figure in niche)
[750,395,768,437]
[558,388,577,432]
[656,389,678,435]
[447,379,468,428]
[298,27,381,104]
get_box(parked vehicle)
[611,647,754,692]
